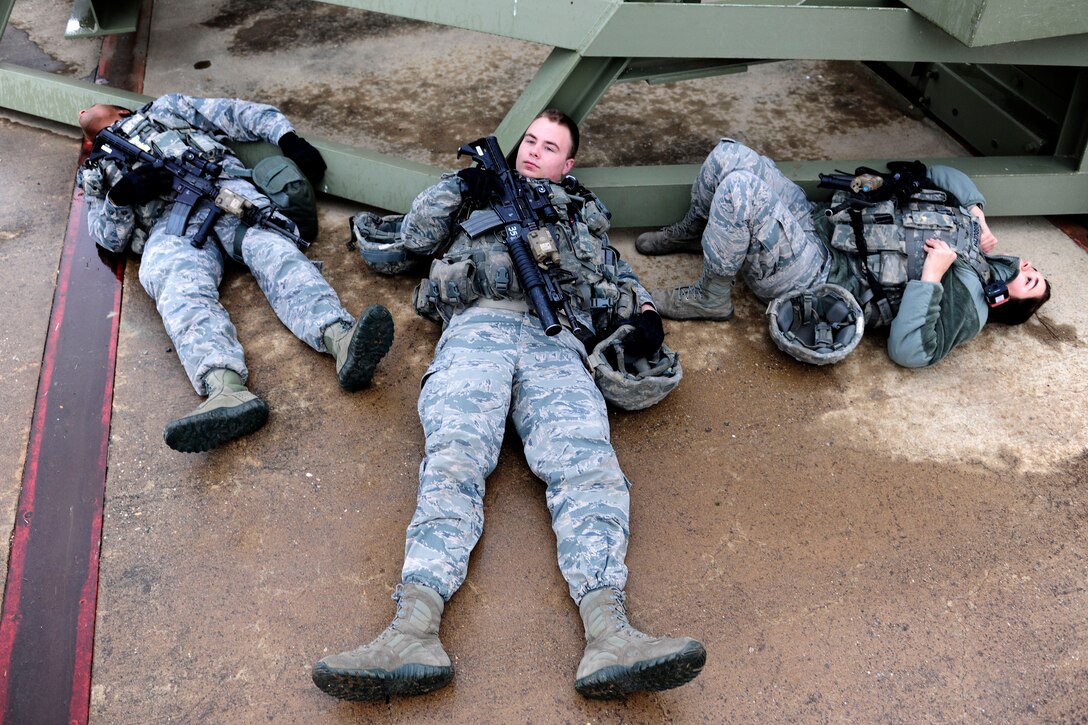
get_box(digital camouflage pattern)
[79,94,353,394]
[403,306,631,603]
[694,139,831,303]
[396,173,654,603]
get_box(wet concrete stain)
[202,1,428,54]
[0,23,80,76]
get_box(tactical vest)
[827,189,989,326]
[79,107,317,255]
[413,179,635,338]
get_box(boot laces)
[663,216,701,240]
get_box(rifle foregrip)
[506,233,561,335]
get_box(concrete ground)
[1,1,1086,722]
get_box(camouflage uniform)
[688,138,831,302]
[78,94,354,394]
[671,140,1016,368]
[399,174,651,603]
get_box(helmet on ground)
[349,211,423,275]
[766,283,864,365]
[588,325,683,410]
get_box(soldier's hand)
[920,238,957,283]
[278,132,327,186]
[108,166,174,207]
[619,309,665,357]
[456,167,498,203]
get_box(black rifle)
[89,127,307,250]
[455,135,586,339]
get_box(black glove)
[108,166,174,207]
[277,131,327,186]
[456,167,498,203]
[619,310,665,358]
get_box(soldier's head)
[78,104,132,141]
[988,257,1052,325]
[515,109,579,182]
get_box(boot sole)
[163,398,269,453]
[575,640,707,699]
[634,239,703,256]
[338,304,394,391]
[311,662,454,701]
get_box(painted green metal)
[2,0,1087,222]
[65,0,139,38]
[493,48,586,152]
[0,0,14,36]
[0,63,147,125]
[902,0,1088,47]
[317,0,619,51]
[587,4,1088,65]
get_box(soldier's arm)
[400,174,464,256]
[78,166,136,253]
[155,93,295,145]
[926,165,985,209]
[887,264,985,368]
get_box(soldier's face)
[515,118,575,182]
[78,104,126,140]
[1006,258,1047,300]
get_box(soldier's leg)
[510,326,705,697]
[654,169,825,319]
[509,328,630,601]
[312,311,519,701]
[402,312,519,598]
[240,228,393,390]
[637,138,811,255]
[139,231,267,451]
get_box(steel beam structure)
[2,0,1087,223]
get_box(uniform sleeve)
[153,93,295,145]
[926,165,985,209]
[84,193,137,253]
[613,251,654,309]
[887,280,943,368]
[887,264,986,368]
[400,174,465,256]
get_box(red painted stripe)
[0,4,148,720]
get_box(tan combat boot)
[323,304,394,391]
[575,587,706,699]
[634,213,706,255]
[652,273,735,320]
[163,369,269,453]
[312,583,454,701]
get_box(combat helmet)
[766,283,864,365]
[587,325,683,410]
[348,211,424,276]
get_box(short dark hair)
[988,279,1052,325]
[534,108,580,158]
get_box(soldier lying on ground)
[311,110,704,702]
[638,139,1051,367]
[77,95,394,452]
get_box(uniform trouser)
[402,306,631,604]
[139,220,352,395]
[694,140,830,302]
